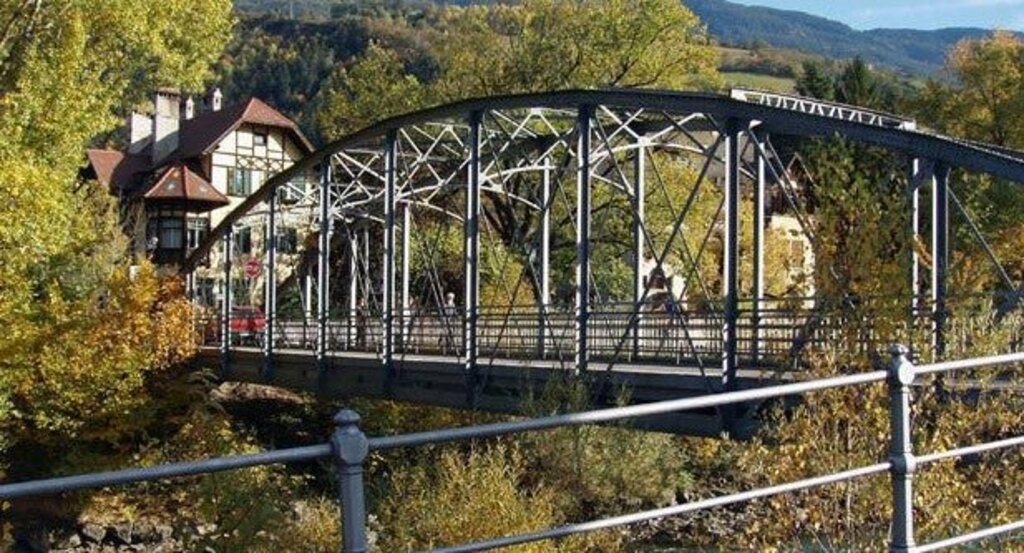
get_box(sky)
[729,0,1024,31]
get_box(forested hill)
[234,0,1016,76]
[685,0,1010,75]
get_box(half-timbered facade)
[84,88,314,306]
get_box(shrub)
[374,444,558,552]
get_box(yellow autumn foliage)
[0,0,232,468]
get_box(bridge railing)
[196,295,1024,379]
[5,347,1024,551]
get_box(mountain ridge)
[686,0,1019,75]
[233,0,1020,76]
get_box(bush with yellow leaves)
[678,312,1024,550]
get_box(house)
[84,88,315,306]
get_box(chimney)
[152,88,181,164]
[183,96,195,120]
[127,112,153,154]
[210,88,223,112]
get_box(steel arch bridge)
[185,88,1024,436]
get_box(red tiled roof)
[141,164,230,212]
[84,96,311,209]
[174,97,314,161]
[85,149,150,194]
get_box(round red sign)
[244,258,262,279]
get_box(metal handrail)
[0,444,332,500]
[4,347,1024,552]
[368,369,888,450]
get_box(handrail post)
[331,409,369,553]
[887,344,917,553]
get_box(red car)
[204,306,266,346]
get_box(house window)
[254,131,268,147]
[277,227,298,254]
[146,213,184,250]
[235,226,252,255]
[227,167,253,196]
[194,277,216,306]
[187,217,210,250]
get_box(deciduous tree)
[0,0,233,474]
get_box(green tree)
[796,60,835,101]
[431,0,721,99]
[914,32,1024,300]
[318,42,430,139]
[834,56,879,108]
[918,31,1024,149]
[0,0,232,474]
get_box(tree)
[317,0,723,307]
[431,0,721,99]
[0,0,233,476]
[318,42,430,139]
[834,56,879,108]
[914,32,1024,301]
[796,61,835,101]
[919,31,1024,149]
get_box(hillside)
[234,0,1015,76]
[686,0,1011,75]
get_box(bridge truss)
[183,88,1024,418]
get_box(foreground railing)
[4,347,1024,552]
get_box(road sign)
[244,258,262,279]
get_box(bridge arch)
[184,88,1024,431]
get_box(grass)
[721,71,797,92]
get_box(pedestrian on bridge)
[441,292,458,354]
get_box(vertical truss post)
[723,119,742,402]
[752,131,766,366]
[317,163,332,378]
[465,111,482,404]
[383,131,398,393]
[304,272,313,325]
[575,105,594,374]
[632,137,646,361]
[263,193,277,381]
[361,227,370,347]
[539,161,551,359]
[220,229,234,377]
[347,230,358,350]
[401,203,411,352]
[909,159,929,353]
[931,162,950,360]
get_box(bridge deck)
[199,346,787,436]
